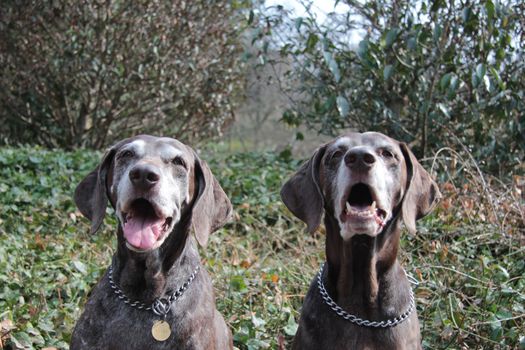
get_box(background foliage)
[0,0,247,149]
[0,147,523,349]
[249,0,524,175]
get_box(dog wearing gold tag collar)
[70,135,233,350]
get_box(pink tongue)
[123,216,164,250]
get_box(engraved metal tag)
[152,320,171,341]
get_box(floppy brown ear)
[399,143,441,234]
[191,153,232,247]
[74,148,117,234]
[280,145,326,233]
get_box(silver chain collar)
[108,264,200,318]
[317,263,416,328]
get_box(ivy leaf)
[72,260,87,275]
[251,314,266,328]
[283,314,299,336]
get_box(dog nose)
[345,149,376,170]
[129,164,160,190]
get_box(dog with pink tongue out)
[70,135,233,350]
[121,198,173,251]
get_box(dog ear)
[280,145,327,233]
[399,143,441,234]
[191,153,232,247]
[74,148,117,234]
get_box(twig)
[425,265,490,286]
[438,124,501,225]
[471,313,525,326]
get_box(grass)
[0,146,523,349]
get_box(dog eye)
[325,149,344,165]
[171,157,186,168]
[119,150,135,159]
[380,149,394,158]
[332,150,345,160]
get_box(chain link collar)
[317,263,415,328]
[108,264,200,318]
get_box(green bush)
[250,0,524,175]
[0,1,248,149]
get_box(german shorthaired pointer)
[71,135,233,349]
[281,132,440,350]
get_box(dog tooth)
[346,202,351,213]
[371,201,376,211]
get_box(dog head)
[74,135,232,252]
[281,132,440,240]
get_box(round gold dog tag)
[152,320,171,341]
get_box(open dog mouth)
[341,183,387,230]
[122,198,173,251]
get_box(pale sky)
[265,0,365,44]
[265,0,349,23]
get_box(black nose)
[344,149,376,170]
[129,164,160,190]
